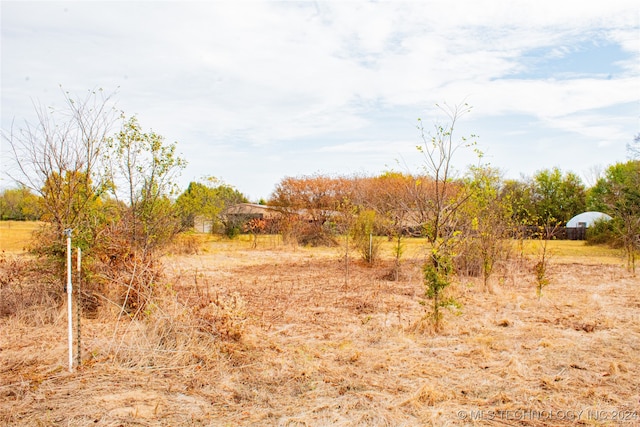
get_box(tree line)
[3,149,637,241]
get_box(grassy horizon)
[1,220,626,265]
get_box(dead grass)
[0,221,41,253]
[1,237,639,426]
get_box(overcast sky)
[2,1,639,201]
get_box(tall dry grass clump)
[0,252,63,324]
[88,252,249,370]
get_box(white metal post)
[76,247,81,367]
[64,229,73,372]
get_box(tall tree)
[531,167,586,226]
[105,115,186,253]
[588,160,640,273]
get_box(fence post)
[64,228,73,372]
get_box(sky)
[1,1,639,201]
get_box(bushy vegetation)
[586,218,616,246]
[3,89,186,318]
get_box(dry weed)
[1,244,639,426]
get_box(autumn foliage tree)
[359,172,419,279]
[269,174,351,246]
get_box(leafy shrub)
[351,210,381,263]
[586,218,616,246]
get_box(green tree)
[0,186,42,221]
[501,178,534,225]
[105,115,186,252]
[588,160,640,273]
[461,165,512,292]
[531,167,586,226]
[175,177,248,234]
[500,178,535,255]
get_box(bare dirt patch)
[1,244,638,426]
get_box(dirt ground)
[1,241,639,426]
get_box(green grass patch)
[513,239,623,264]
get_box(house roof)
[224,203,279,217]
[566,211,612,228]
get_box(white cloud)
[2,0,638,197]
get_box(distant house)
[223,203,281,220]
[192,204,281,234]
[194,216,214,234]
[222,203,283,234]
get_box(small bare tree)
[533,220,560,299]
[3,87,118,246]
[416,103,476,331]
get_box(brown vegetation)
[1,238,638,426]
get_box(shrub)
[586,219,616,246]
[351,209,381,263]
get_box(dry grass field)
[0,221,42,253]
[1,230,639,426]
